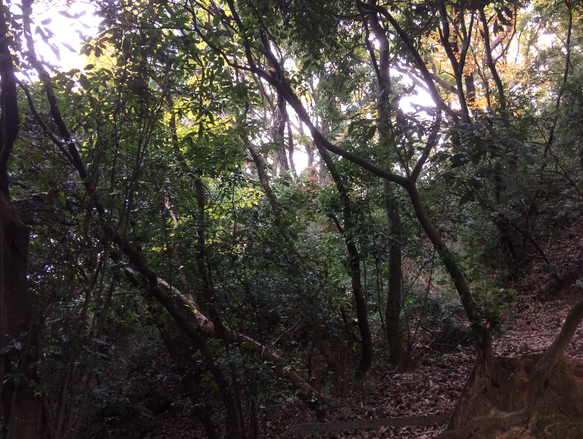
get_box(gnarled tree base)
[443,354,583,439]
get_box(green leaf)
[459,192,473,205]
[364,125,376,141]
[79,74,90,90]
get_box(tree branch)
[155,277,330,404]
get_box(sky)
[33,0,100,70]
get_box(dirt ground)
[262,295,583,439]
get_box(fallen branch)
[156,278,330,405]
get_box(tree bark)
[311,327,342,389]
[154,277,330,406]
[437,0,473,122]
[383,182,405,367]
[156,318,219,439]
[192,177,245,439]
[319,145,373,378]
[274,93,289,172]
[0,5,44,436]
[404,182,485,342]
[247,145,282,227]
[0,194,44,439]
[479,7,506,111]
[439,300,583,439]
[262,35,374,375]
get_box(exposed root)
[439,299,583,439]
[437,408,528,439]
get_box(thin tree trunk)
[275,93,289,172]
[287,119,296,176]
[323,179,373,378]
[479,7,506,111]
[437,0,474,122]
[311,327,341,388]
[193,177,245,439]
[247,145,282,226]
[404,182,486,347]
[367,11,408,368]
[383,182,405,367]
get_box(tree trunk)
[193,178,245,439]
[383,182,405,367]
[247,145,282,227]
[311,327,342,389]
[367,12,408,368]
[156,319,219,439]
[0,194,44,439]
[404,182,485,339]
[439,300,583,439]
[317,143,373,377]
[274,93,289,172]
[287,119,296,176]
[0,7,44,436]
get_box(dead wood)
[155,277,331,406]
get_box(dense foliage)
[1,0,583,437]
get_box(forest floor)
[268,219,583,439]
[131,288,583,439]
[270,296,583,439]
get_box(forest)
[1,0,583,437]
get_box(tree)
[192,0,583,436]
[4,0,583,437]
[0,4,44,437]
